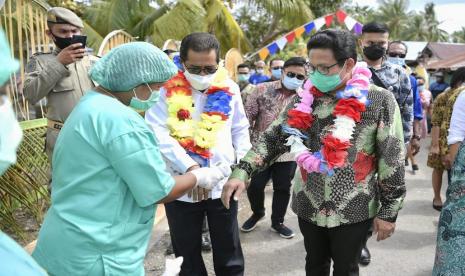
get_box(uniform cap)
[89,42,179,92]
[47,7,83,29]
[0,29,20,86]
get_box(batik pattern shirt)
[245,80,297,162]
[370,62,412,144]
[431,86,465,156]
[230,85,406,228]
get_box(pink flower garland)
[285,62,372,175]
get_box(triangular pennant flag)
[325,14,334,27]
[286,32,296,43]
[267,43,279,55]
[314,17,325,30]
[295,26,306,38]
[353,22,363,35]
[304,22,315,34]
[344,16,357,31]
[276,37,288,50]
[336,10,347,23]
[258,48,269,60]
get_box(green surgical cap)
[89,42,179,91]
[0,29,20,86]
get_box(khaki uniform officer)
[23,7,95,161]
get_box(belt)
[47,119,64,131]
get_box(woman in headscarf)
[31,42,230,275]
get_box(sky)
[352,0,465,34]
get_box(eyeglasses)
[238,72,249,75]
[271,66,283,70]
[286,71,306,80]
[184,65,218,75]
[307,61,343,75]
[388,53,406,58]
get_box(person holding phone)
[23,7,96,165]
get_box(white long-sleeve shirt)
[145,79,251,202]
[448,91,465,145]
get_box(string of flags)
[249,10,364,61]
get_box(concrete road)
[145,138,445,275]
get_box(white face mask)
[0,96,23,175]
[184,70,216,91]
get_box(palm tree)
[402,3,448,42]
[83,0,252,56]
[452,27,465,43]
[376,0,411,40]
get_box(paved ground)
[145,138,445,275]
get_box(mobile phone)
[71,35,87,49]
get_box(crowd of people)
[1,6,465,276]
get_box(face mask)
[308,64,345,93]
[282,75,304,91]
[0,96,23,175]
[363,45,386,61]
[256,69,264,75]
[238,74,249,83]
[51,33,73,50]
[387,57,405,67]
[417,85,424,91]
[271,69,282,79]
[129,84,160,111]
[184,70,215,91]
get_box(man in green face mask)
[222,29,406,275]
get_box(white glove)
[190,163,232,190]
[162,257,183,276]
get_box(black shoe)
[412,164,419,171]
[241,214,265,232]
[405,159,409,166]
[201,232,212,252]
[359,246,371,266]
[271,223,295,239]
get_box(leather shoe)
[359,246,371,266]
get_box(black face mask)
[52,33,73,50]
[363,45,386,61]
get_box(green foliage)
[452,27,465,43]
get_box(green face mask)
[129,84,160,111]
[308,64,345,93]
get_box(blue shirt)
[249,73,270,85]
[410,75,423,120]
[430,82,449,99]
[33,91,175,276]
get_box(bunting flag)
[304,22,315,34]
[325,14,334,27]
[276,37,288,50]
[267,43,279,55]
[295,26,306,38]
[314,17,325,31]
[354,22,363,35]
[258,48,269,60]
[250,10,364,60]
[344,16,357,31]
[286,32,296,43]
[336,10,347,23]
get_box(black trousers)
[165,199,244,276]
[247,161,297,225]
[298,217,373,276]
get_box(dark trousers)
[298,217,373,276]
[165,199,244,276]
[247,161,297,225]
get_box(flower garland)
[284,63,372,175]
[164,69,232,166]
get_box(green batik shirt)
[231,85,406,228]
